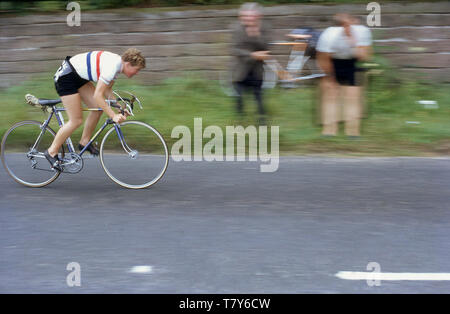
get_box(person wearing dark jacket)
[231,3,271,121]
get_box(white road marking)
[129,266,153,274]
[336,271,450,281]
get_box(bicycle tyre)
[1,120,63,187]
[100,121,169,189]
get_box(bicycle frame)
[33,106,127,160]
[2,90,169,189]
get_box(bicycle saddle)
[38,98,62,106]
[25,94,61,107]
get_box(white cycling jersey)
[70,51,123,85]
[316,25,372,59]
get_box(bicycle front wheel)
[1,120,63,187]
[100,121,169,189]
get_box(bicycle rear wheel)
[100,121,169,189]
[1,120,64,187]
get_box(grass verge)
[0,69,449,157]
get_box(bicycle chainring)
[62,152,83,174]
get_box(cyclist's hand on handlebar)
[123,109,132,117]
[113,113,126,124]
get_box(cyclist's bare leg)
[78,82,102,146]
[342,86,361,136]
[320,77,339,136]
[47,94,83,157]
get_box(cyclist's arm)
[105,81,115,100]
[94,80,118,119]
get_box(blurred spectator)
[316,13,372,137]
[351,15,373,120]
[231,2,271,123]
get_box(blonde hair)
[122,48,146,68]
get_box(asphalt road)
[0,156,449,293]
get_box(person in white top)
[316,14,372,137]
[69,51,124,86]
[45,48,146,170]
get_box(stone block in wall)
[385,53,450,69]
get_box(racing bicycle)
[1,91,169,189]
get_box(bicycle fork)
[114,123,138,159]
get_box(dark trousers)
[233,70,265,115]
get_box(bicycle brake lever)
[135,97,143,110]
[115,90,143,110]
[125,104,134,117]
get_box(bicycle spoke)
[100,121,169,189]
[1,121,62,187]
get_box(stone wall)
[0,2,449,88]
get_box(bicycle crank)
[61,152,84,174]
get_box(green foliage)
[87,0,147,9]
[1,62,449,156]
[0,0,389,13]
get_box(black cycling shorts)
[54,56,90,97]
[331,58,361,86]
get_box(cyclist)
[42,48,146,171]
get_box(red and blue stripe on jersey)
[86,51,104,81]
